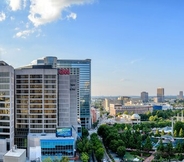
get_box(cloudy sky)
[0,0,184,96]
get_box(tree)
[42,157,52,162]
[155,129,160,137]
[174,130,178,137]
[109,139,119,152]
[143,136,152,152]
[60,157,69,162]
[179,128,184,137]
[95,147,105,161]
[174,121,184,137]
[161,130,165,136]
[123,110,128,115]
[82,127,89,137]
[117,146,126,158]
[53,157,60,162]
[81,152,89,162]
[157,139,164,152]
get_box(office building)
[0,61,14,159]
[157,87,164,103]
[35,56,91,129]
[141,91,148,103]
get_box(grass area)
[123,152,136,161]
[123,152,144,162]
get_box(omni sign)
[58,68,70,75]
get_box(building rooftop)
[4,148,26,158]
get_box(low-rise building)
[109,104,153,116]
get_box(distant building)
[103,97,129,112]
[109,104,153,116]
[178,91,183,100]
[91,107,100,124]
[157,87,164,103]
[141,91,148,103]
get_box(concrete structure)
[3,148,26,162]
[109,104,153,116]
[157,87,164,103]
[34,56,91,129]
[0,61,15,159]
[0,139,7,160]
[28,132,77,161]
[141,91,148,103]
[58,67,79,130]
[14,65,58,149]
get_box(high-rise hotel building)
[14,64,80,148]
[35,57,91,129]
[14,65,58,148]
[0,61,14,156]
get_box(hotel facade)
[0,56,91,161]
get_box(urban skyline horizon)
[1,0,184,96]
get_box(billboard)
[56,127,72,137]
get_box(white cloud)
[67,12,77,20]
[14,29,35,38]
[0,12,6,21]
[28,0,93,26]
[10,16,15,20]
[9,0,21,11]
[23,0,27,9]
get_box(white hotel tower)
[0,61,14,158]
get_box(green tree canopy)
[81,152,89,162]
[117,146,126,158]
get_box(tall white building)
[58,67,79,129]
[0,61,14,159]
[15,65,58,149]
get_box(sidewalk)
[143,155,154,162]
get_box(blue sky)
[0,0,184,96]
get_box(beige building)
[109,104,153,116]
[157,87,164,103]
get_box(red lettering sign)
[58,68,70,75]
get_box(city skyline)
[1,0,184,96]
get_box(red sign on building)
[58,68,70,75]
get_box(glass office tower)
[36,57,91,129]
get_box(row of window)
[16,105,56,108]
[16,85,57,88]
[0,78,10,83]
[17,100,57,103]
[17,115,56,118]
[17,110,56,113]
[0,72,9,77]
[16,75,56,79]
[16,90,56,93]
